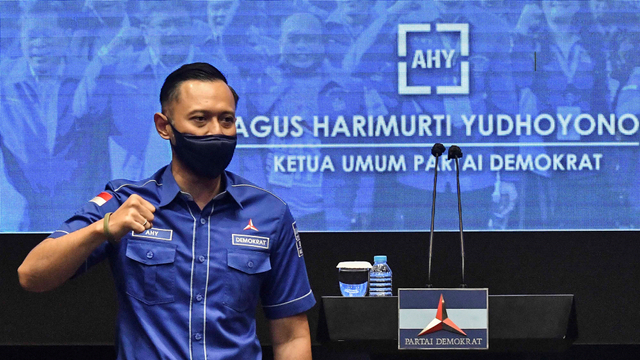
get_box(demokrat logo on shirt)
[232,234,270,250]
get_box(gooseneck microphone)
[427,143,446,288]
[447,145,466,288]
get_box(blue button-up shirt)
[50,165,316,359]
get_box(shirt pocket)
[223,249,271,312]
[125,240,177,305]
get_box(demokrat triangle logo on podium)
[398,288,488,350]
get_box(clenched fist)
[105,194,156,241]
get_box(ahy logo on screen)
[398,23,469,96]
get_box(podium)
[318,295,577,354]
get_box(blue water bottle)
[369,255,392,296]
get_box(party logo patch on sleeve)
[90,192,113,206]
[292,221,303,257]
[232,234,270,250]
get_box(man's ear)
[154,112,172,140]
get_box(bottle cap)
[336,261,372,269]
[374,255,387,263]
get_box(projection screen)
[1,0,639,232]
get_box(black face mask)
[169,123,237,179]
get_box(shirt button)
[198,255,206,263]
[247,261,254,268]
[194,333,202,341]
[146,251,154,259]
[200,218,206,225]
[196,294,203,302]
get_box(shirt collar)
[158,165,181,208]
[158,165,243,209]
[223,171,244,209]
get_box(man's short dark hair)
[160,62,239,113]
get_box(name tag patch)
[232,234,270,249]
[131,228,173,241]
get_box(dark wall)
[2,231,639,349]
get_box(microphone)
[431,143,446,157]
[447,145,466,288]
[427,143,446,288]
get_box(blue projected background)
[1,0,639,232]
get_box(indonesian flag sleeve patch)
[90,192,113,206]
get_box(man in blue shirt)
[18,62,315,359]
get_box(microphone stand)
[427,143,445,288]
[448,145,466,288]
